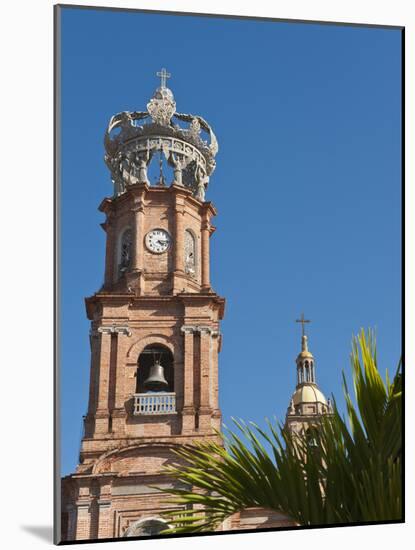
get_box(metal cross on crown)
[157,67,171,88]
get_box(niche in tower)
[184,229,197,277]
[117,227,132,280]
[136,344,174,393]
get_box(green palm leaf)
[158,329,402,533]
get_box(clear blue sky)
[59,7,402,476]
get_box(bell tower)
[285,314,332,437]
[61,70,225,541]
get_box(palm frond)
[159,329,402,533]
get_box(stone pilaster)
[103,213,116,289]
[181,325,196,433]
[113,333,126,411]
[97,500,111,539]
[130,189,146,294]
[66,505,76,541]
[112,330,130,434]
[211,330,220,412]
[97,480,112,539]
[201,218,210,290]
[173,193,185,293]
[198,326,212,432]
[86,329,100,417]
[75,502,91,540]
[94,329,112,433]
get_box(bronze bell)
[143,360,168,392]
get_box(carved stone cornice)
[201,201,217,218]
[181,325,219,336]
[97,500,112,509]
[86,293,226,320]
[181,325,197,334]
[75,501,90,511]
[96,325,132,336]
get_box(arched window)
[124,517,169,537]
[306,427,318,448]
[304,361,310,382]
[184,229,196,277]
[136,344,174,393]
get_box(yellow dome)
[297,350,313,359]
[292,384,327,406]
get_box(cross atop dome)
[286,316,332,432]
[157,67,171,88]
[296,313,311,353]
[296,312,311,338]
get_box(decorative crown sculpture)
[104,69,218,201]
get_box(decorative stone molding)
[180,325,198,334]
[181,325,219,336]
[75,501,91,512]
[97,325,132,336]
[97,500,112,510]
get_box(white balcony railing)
[133,392,176,415]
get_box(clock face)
[145,228,172,254]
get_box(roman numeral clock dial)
[145,228,172,254]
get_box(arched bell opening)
[136,345,174,393]
[305,427,318,448]
[304,360,310,382]
[297,361,303,384]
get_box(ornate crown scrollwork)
[147,87,176,126]
[103,70,219,200]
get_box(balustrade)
[133,392,176,415]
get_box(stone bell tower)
[61,69,225,541]
[285,314,332,437]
